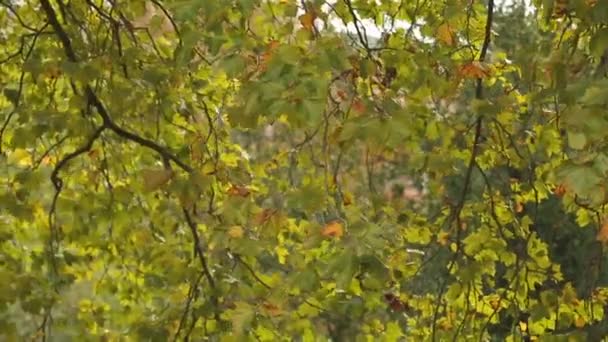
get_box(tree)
[2,0,608,340]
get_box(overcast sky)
[328,0,533,38]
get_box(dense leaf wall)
[2,0,608,340]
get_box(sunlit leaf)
[436,23,456,46]
[321,221,344,238]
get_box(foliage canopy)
[3,0,608,340]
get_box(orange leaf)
[254,208,276,225]
[554,184,567,197]
[261,302,283,316]
[298,12,316,30]
[227,185,250,197]
[459,61,490,79]
[597,219,608,244]
[436,23,456,46]
[260,40,280,67]
[87,149,100,160]
[321,221,344,238]
[384,293,408,312]
[228,226,244,238]
[352,98,365,114]
[489,296,500,310]
[267,40,280,51]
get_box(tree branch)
[182,208,216,290]
[431,1,494,340]
[39,0,192,173]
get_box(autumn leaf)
[227,184,251,197]
[437,231,450,246]
[321,221,344,238]
[436,23,456,46]
[459,61,491,79]
[298,12,316,31]
[40,155,55,165]
[554,0,568,17]
[142,168,173,192]
[261,302,283,316]
[228,226,244,238]
[254,208,276,225]
[554,184,567,197]
[384,293,408,312]
[267,39,280,51]
[43,64,61,79]
[259,40,280,69]
[352,98,366,114]
[342,191,353,206]
[3,0,607,339]
[518,320,528,333]
[336,89,348,101]
[489,296,500,310]
[87,149,100,160]
[438,317,454,331]
[597,219,608,244]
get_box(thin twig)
[430,1,494,340]
[182,208,216,290]
[39,0,192,173]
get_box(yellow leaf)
[41,155,54,166]
[519,321,528,333]
[574,315,586,328]
[228,226,244,239]
[298,12,316,30]
[437,231,450,246]
[321,221,344,238]
[342,191,353,206]
[8,148,32,167]
[436,23,456,46]
[275,245,288,264]
[141,168,173,192]
[438,317,453,330]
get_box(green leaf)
[590,28,608,59]
[2,88,19,106]
[141,168,173,192]
[567,131,586,150]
